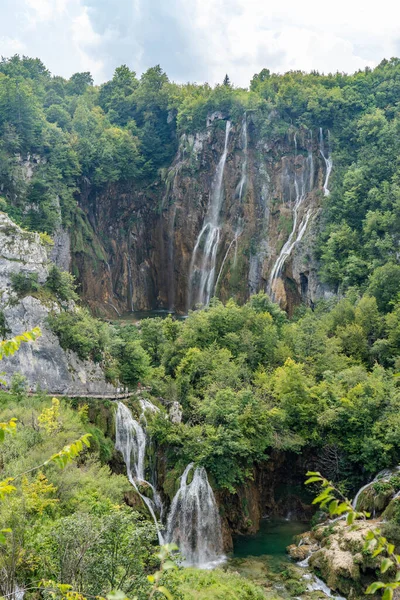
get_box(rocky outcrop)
[75,115,334,316]
[289,519,395,599]
[0,212,114,394]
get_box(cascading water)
[215,225,243,292]
[267,139,314,300]
[115,401,164,544]
[116,404,223,566]
[214,115,247,294]
[166,463,225,568]
[188,120,231,309]
[236,113,248,202]
[167,203,177,311]
[352,465,400,510]
[319,128,333,196]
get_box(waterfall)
[166,463,225,568]
[319,128,333,196]
[115,401,164,544]
[215,225,243,292]
[352,465,400,510]
[267,145,314,299]
[188,120,231,309]
[126,233,134,312]
[237,113,248,202]
[167,204,177,311]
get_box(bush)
[174,568,267,599]
[45,265,78,302]
[10,272,40,296]
[47,308,109,361]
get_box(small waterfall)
[126,232,134,312]
[115,402,164,544]
[215,225,243,292]
[267,143,314,299]
[188,120,231,309]
[302,573,346,599]
[319,128,333,196]
[166,463,225,568]
[352,465,400,510]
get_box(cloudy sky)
[1,0,400,86]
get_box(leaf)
[382,588,393,600]
[381,558,394,573]
[305,476,323,485]
[157,586,174,600]
[387,543,395,555]
[106,591,127,600]
[366,582,386,594]
[346,511,355,525]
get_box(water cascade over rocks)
[116,403,224,567]
[319,128,333,196]
[166,463,225,568]
[115,401,164,544]
[352,465,400,510]
[268,136,314,300]
[188,120,231,309]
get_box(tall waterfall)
[188,120,231,309]
[215,113,247,292]
[267,140,314,300]
[115,401,164,544]
[319,128,332,196]
[167,203,177,311]
[166,463,225,568]
[237,113,248,202]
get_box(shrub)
[47,308,109,361]
[45,265,78,302]
[10,272,40,296]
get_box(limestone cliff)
[0,212,114,394]
[74,113,333,316]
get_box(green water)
[233,518,308,559]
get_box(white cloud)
[0,0,399,85]
[0,36,25,56]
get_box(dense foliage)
[0,391,163,599]
[47,291,400,497]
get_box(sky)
[1,0,400,86]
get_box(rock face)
[74,115,334,316]
[293,520,384,599]
[0,212,114,395]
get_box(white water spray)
[319,128,333,196]
[166,463,225,568]
[115,402,164,544]
[188,121,231,308]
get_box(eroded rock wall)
[75,115,334,316]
